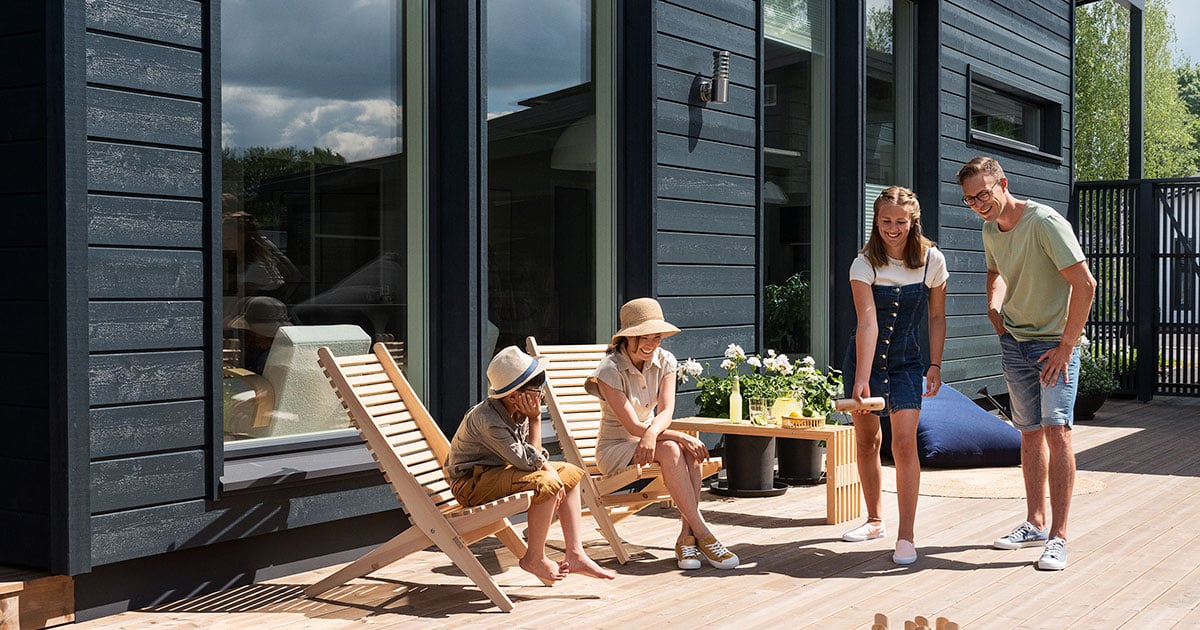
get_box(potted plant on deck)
[1075,339,1118,420]
[679,345,843,484]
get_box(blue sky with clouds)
[1166,0,1200,64]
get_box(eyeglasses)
[962,181,1000,207]
[520,384,544,394]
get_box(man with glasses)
[957,156,1096,571]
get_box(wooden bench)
[0,567,73,630]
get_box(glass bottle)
[729,375,743,423]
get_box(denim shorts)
[999,333,1080,432]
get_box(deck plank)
[67,397,1200,629]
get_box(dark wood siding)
[653,0,760,415]
[0,3,55,570]
[80,0,219,566]
[936,0,1074,395]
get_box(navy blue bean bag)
[878,384,1022,468]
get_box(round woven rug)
[880,465,1105,499]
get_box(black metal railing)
[1070,177,1200,400]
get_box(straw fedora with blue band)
[611,297,681,345]
[487,346,548,399]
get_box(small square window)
[966,66,1062,163]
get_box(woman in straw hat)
[446,346,616,582]
[585,298,739,570]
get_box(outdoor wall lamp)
[698,50,730,104]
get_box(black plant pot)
[1074,392,1109,420]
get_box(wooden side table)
[670,417,862,524]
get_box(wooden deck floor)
[73,396,1200,629]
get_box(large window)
[485,0,601,353]
[863,0,913,241]
[220,0,408,444]
[763,0,829,359]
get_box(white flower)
[762,356,780,372]
[778,361,794,376]
[724,344,746,361]
[746,356,762,369]
[767,349,777,358]
[675,358,704,383]
[720,358,737,372]
[776,353,789,365]
[802,355,816,366]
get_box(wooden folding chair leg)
[435,532,518,612]
[305,526,431,597]
[581,480,631,564]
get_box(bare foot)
[519,555,567,582]
[565,552,616,580]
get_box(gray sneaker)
[993,521,1049,550]
[1037,537,1068,570]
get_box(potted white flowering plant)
[679,344,842,423]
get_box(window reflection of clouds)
[487,0,590,115]
[221,0,401,162]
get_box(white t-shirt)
[849,247,949,288]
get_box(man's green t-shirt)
[983,200,1086,342]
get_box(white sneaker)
[842,520,886,542]
[1037,537,1068,571]
[993,521,1049,550]
[893,539,917,565]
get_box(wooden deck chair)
[526,337,721,564]
[307,343,547,612]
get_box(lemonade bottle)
[729,375,743,423]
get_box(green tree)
[1075,0,1199,180]
[1177,63,1200,164]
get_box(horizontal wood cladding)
[657,166,755,205]
[659,295,754,328]
[0,86,46,142]
[90,450,206,513]
[0,512,49,569]
[658,232,754,265]
[656,132,755,175]
[657,264,755,297]
[666,325,757,365]
[0,32,46,86]
[0,195,48,247]
[0,141,48,194]
[657,199,755,236]
[0,302,48,354]
[0,4,43,36]
[0,405,49,460]
[657,101,754,147]
[90,478,400,566]
[0,249,49,301]
[657,2,754,58]
[0,459,48,513]
[88,247,204,298]
[656,34,755,90]
[91,401,206,459]
[87,142,203,197]
[945,335,1002,361]
[88,350,205,406]
[87,87,203,147]
[88,195,204,247]
[89,301,205,351]
[85,0,203,48]
[657,66,755,116]
[85,32,202,97]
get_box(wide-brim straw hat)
[611,297,681,344]
[487,345,548,399]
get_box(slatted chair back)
[525,339,610,474]
[318,344,461,515]
[310,343,540,611]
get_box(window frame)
[966,65,1063,164]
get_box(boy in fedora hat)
[587,297,739,570]
[445,346,615,582]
